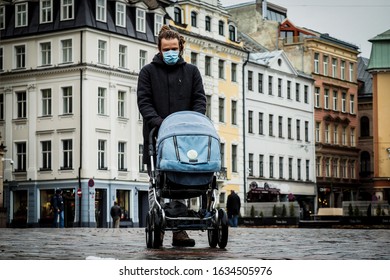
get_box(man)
[137,25,206,247]
[110,202,122,228]
[52,189,64,228]
[227,190,241,227]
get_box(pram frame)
[145,115,229,249]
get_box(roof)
[367,29,390,71]
[357,57,372,96]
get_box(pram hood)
[156,111,221,175]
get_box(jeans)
[53,211,64,228]
[228,215,238,227]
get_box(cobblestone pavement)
[0,227,389,260]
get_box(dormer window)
[136,8,146,33]
[174,7,182,24]
[15,3,28,27]
[154,13,163,36]
[116,2,126,27]
[40,0,53,24]
[61,0,74,21]
[191,11,197,27]
[96,0,106,22]
[205,16,211,31]
[229,24,236,41]
[218,20,224,36]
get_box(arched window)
[229,24,236,41]
[191,11,197,27]
[360,116,370,137]
[360,151,371,176]
[174,7,181,24]
[218,20,224,36]
[205,16,211,31]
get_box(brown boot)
[172,230,195,247]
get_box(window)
[350,95,355,114]
[229,25,236,41]
[278,78,282,97]
[139,50,147,70]
[297,159,301,180]
[174,7,181,24]
[333,125,338,144]
[96,0,106,22]
[305,160,310,181]
[139,145,146,172]
[333,159,338,178]
[350,128,355,147]
[269,156,274,178]
[61,39,72,63]
[98,40,107,64]
[218,60,225,79]
[305,121,309,142]
[40,42,51,66]
[190,52,197,66]
[40,0,52,23]
[340,60,345,80]
[279,157,284,179]
[118,142,126,171]
[220,143,225,168]
[316,157,321,177]
[0,94,4,120]
[259,155,264,177]
[360,151,371,176]
[248,110,253,133]
[41,89,52,116]
[325,158,330,177]
[315,122,320,142]
[287,118,292,139]
[119,44,127,68]
[296,119,301,141]
[16,91,27,118]
[231,63,237,82]
[342,127,347,145]
[341,159,346,178]
[191,11,197,27]
[98,140,107,170]
[62,139,73,169]
[287,80,291,99]
[231,100,237,125]
[268,76,273,95]
[41,141,52,170]
[341,92,346,112]
[205,56,211,76]
[248,71,253,91]
[304,85,309,103]
[278,116,283,138]
[15,45,26,69]
[314,53,319,73]
[350,160,356,179]
[62,86,73,114]
[333,90,338,111]
[118,91,126,118]
[332,58,337,78]
[205,95,211,119]
[205,16,211,31]
[218,20,224,36]
[269,114,273,136]
[0,47,2,71]
[349,62,354,82]
[324,89,329,109]
[98,87,106,115]
[218,98,224,122]
[315,87,320,107]
[16,142,27,172]
[325,124,330,143]
[116,2,126,27]
[136,8,146,32]
[248,154,253,176]
[61,0,74,21]
[231,144,237,173]
[258,113,263,135]
[323,55,328,76]
[0,6,5,29]
[295,83,300,101]
[16,3,28,27]
[258,73,263,93]
[288,158,293,179]
[360,116,370,137]
[154,14,163,36]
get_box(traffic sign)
[88,178,94,187]
[77,188,82,197]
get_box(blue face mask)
[163,50,180,65]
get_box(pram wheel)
[145,209,163,249]
[208,209,229,249]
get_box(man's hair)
[158,25,185,55]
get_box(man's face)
[160,38,180,54]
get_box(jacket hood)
[152,53,186,67]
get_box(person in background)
[227,190,241,227]
[137,25,206,247]
[52,189,65,228]
[110,201,122,228]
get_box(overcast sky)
[219,0,390,58]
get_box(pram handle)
[148,126,159,157]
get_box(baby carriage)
[145,111,229,249]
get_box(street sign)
[88,178,94,187]
[77,188,82,197]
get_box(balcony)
[216,167,227,181]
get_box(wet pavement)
[0,227,389,260]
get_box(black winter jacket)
[137,53,206,165]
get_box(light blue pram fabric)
[156,111,221,176]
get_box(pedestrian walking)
[137,25,206,247]
[51,189,65,228]
[110,202,122,228]
[226,190,241,227]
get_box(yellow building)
[368,29,390,202]
[166,0,247,206]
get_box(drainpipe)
[78,30,83,227]
[242,51,250,202]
